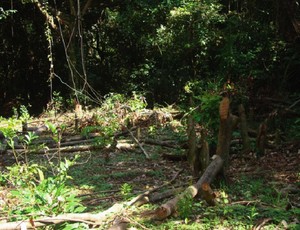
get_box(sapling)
[46,122,66,162]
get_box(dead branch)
[128,169,183,207]
[127,128,150,159]
[108,216,130,230]
[7,144,102,155]
[140,187,184,206]
[144,139,179,149]
[0,201,130,230]
[13,138,97,150]
[288,97,300,109]
[0,169,183,229]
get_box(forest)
[0,0,299,229]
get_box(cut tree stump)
[238,104,251,154]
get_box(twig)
[288,97,300,109]
[128,169,183,206]
[125,216,150,230]
[127,128,150,159]
[254,218,272,230]
[230,200,260,206]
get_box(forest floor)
[0,107,300,229]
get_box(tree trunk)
[216,97,238,167]
[186,96,201,177]
[238,104,251,154]
[141,155,223,220]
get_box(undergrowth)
[0,94,299,229]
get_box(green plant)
[148,125,157,137]
[184,80,222,144]
[247,206,259,222]
[46,122,66,161]
[4,159,85,219]
[47,91,64,116]
[0,7,16,20]
[81,126,101,139]
[19,105,31,124]
[20,131,39,164]
[1,127,19,164]
[120,183,133,200]
[127,91,147,111]
[177,192,194,219]
[4,163,45,188]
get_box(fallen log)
[141,155,223,220]
[128,169,183,207]
[0,169,183,229]
[144,139,179,149]
[12,138,97,150]
[0,203,127,230]
[7,144,103,155]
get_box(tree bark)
[238,104,251,154]
[0,203,127,230]
[141,155,223,220]
[216,97,238,167]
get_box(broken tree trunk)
[141,155,223,220]
[186,96,200,177]
[187,111,200,177]
[186,96,210,177]
[238,104,251,154]
[216,97,238,167]
[199,132,210,173]
[256,122,267,156]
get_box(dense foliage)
[0,0,299,116]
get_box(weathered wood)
[128,169,183,207]
[256,122,267,156]
[138,187,184,206]
[187,109,199,177]
[7,144,102,155]
[144,139,178,149]
[127,128,150,159]
[141,155,223,220]
[0,169,183,229]
[200,183,216,206]
[216,113,238,166]
[199,134,210,173]
[0,203,127,230]
[238,104,251,154]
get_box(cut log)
[0,202,127,230]
[7,144,103,155]
[200,183,216,206]
[141,155,223,220]
[144,139,179,149]
[0,170,183,229]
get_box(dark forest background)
[0,0,300,117]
